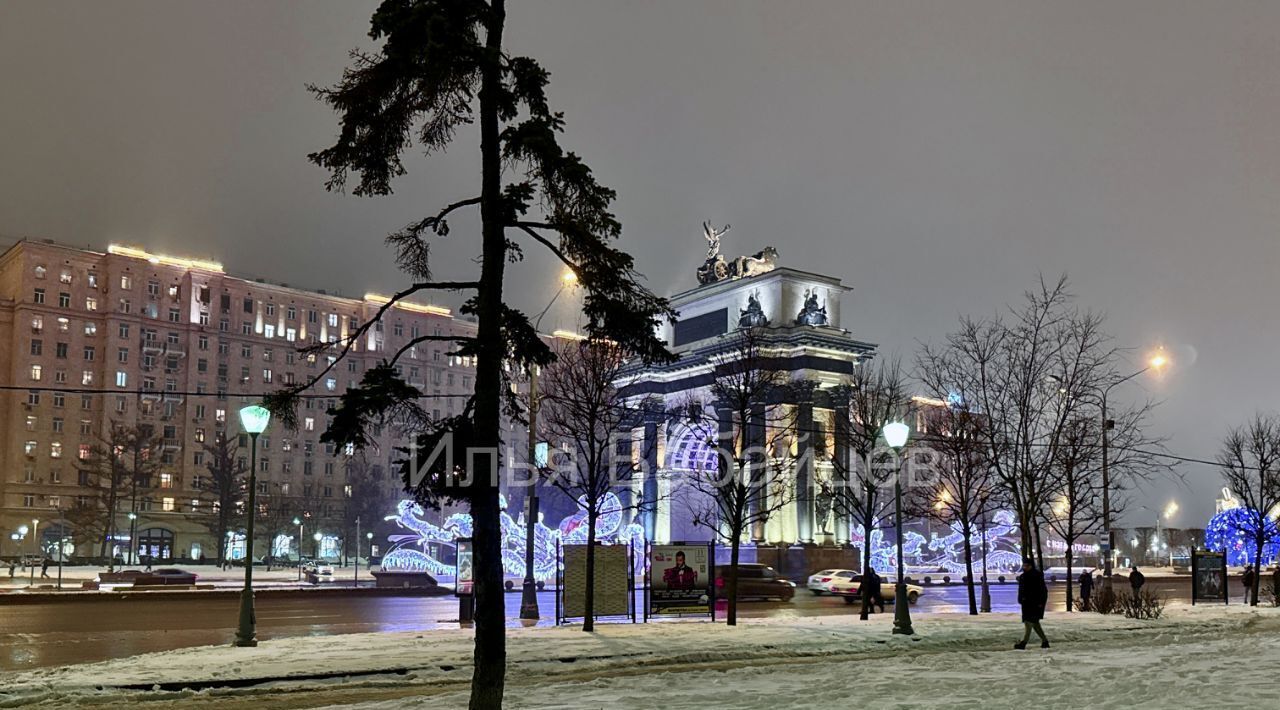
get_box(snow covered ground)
[2,604,1275,708]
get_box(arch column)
[795,399,815,544]
[833,402,852,545]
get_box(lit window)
[60,269,72,284]
[84,322,97,336]
[120,275,132,290]
[25,415,36,430]
[162,497,176,512]
[304,417,315,431]
[34,265,46,279]
[325,378,337,391]
[116,371,127,387]
[50,442,62,458]
[30,364,42,381]
[82,370,94,385]
[160,473,174,489]
[25,441,37,456]
[85,297,98,311]
[79,444,91,460]
[31,316,43,333]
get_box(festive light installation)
[381,492,645,580]
[1204,507,1280,567]
[850,510,1025,574]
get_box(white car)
[829,577,924,605]
[304,561,335,576]
[807,569,860,595]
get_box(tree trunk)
[469,2,510,706]
[859,484,874,621]
[1253,535,1265,607]
[584,511,597,632]
[727,535,740,626]
[1065,548,1074,612]
[962,524,977,615]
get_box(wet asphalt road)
[0,577,1199,672]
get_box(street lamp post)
[313,531,323,559]
[1099,352,1167,597]
[520,269,577,624]
[882,422,914,636]
[293,517,303,582]
[127,512,137,566]
[354,517,361,588]
[234,404,271,648]
[29,519,39,586]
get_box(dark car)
[714,564,796,601]
[132,568,198,586]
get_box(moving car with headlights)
[714,564,796,601]
[829,576,924,604]
[807,568,860,595]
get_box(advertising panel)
[649,543,712,615]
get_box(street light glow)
[882,421,910,448]
[1148,350,1169,370]
[238,405,272,435]
[561,269,578,286]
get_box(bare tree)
[830,357,914,620]
[1039,417,1104,610]
[538,338,645,631]
[194,432,247,567]
[75,422,165,569]
[907,387,993,615]
[677,328,797,626]
[926,277,1118,567]
[1217,414,1280,606]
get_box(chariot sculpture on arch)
[696,220,779,285]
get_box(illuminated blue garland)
[1205,507,1280,567]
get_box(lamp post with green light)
[234,404,270,647]
[882,421,915,637]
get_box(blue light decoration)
[1205,507,1280,567]
[849,509,1024,574]
[380,491,645,581]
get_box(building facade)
[0,239,480,563]
[619,244,878,551]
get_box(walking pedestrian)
[1078,569,1094,611]
[1015,558,1050,650]
[862,566,885,613]
[1242,564,1255,604]
[1128,565,1145,595]
[7,561,14,578]
[40,558,50,579]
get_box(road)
[0,576,1201,672]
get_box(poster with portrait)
[1192,549,1226,604]
[649,543,713,616]
[455,537,474,596]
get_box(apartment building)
[0,238,480,563]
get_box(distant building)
[0,238,480,563]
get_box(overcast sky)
[4,0,1279,529]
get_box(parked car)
[132,568,199,586]
[829,576,924,604]
[714,564,796,601]
[807,568,860,595]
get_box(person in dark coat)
[863,566,885,613]
[40,558,50,578]
[1242,565,1255,604]
[1015,558,1049,649]
[1128,566,1145,594]
[1078,569,1094,611]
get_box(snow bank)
[2,605,1275,707]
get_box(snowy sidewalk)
[2,604,1276,708]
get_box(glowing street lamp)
[882,421,914,636]
[1097,350,1172,595]
[234,404,270,648]
[293,517,304,582]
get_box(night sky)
[4,0,1280,528]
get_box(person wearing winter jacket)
[1078,569,1094,611]
[1242,565,1255,604]
[1128,566,1145,594]
[1015,558,1050,650]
